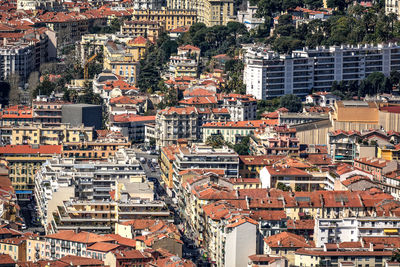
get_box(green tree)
[277,182,291,191]
[206,134,225,148]
[34,77,55,97]
[233,136,250,155]
[280,94,302,112]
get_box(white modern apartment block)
[315,217,400,247]
[34,152,146,231]
[0,41,35,82]
[244,43,400,99]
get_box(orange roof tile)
[0,145,62,155]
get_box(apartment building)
[0,106,33,127]
[171,144,239,196]
[314,217,400,247]
[328,129,400,162]
[166,0,233,26]
[44,230,114,260]
[32,100,66,125]
[62,132,130,160]
[354,157,399,182]
[244,43,400,99]
[131,9,197,31]
[34,153,146,232]
[120,21,163,43]
[155,107,199,148]
[52,197,170,234]
[103,41,140,85]
[109,114,155,143]
[0,40,35,82]
[249,125,299,155]
[1,123,93,146]
[221,94,257,121]
[39,12,89,51]
[295,246,392,267]
[0,145,62,201]
[202,120,271,144]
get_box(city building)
[109,114,155,143]
[166,0,234,26]
[314,217,400,248]
[155,107,199,147]
[249,125,299,155]
[202,120,272,144]
[120,21,163,43]
[221,94,257,121]
[0,40,35,82]
[1,123,93,146]
[131,9,197,31]
[0,106,33,127]
[0,145,62,201]
[103,41,141,85]
[244,43,400,99]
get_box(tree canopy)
[280,94,302,112]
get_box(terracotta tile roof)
[211,108,229,114]
[158,106,197,115]
[112,114,155,123]
[341,175,372,186]
[110,96,143,105]
[266,166,311,177]
[264,232,313,248]
[161,145,179,161]
[202,201,248,221]
[287,219,314,230]
[178,96,217,105]
[104,234,135,248]
[193,184,237,200]
[152,256,195,267]
[355,157,393,168]
[0,105,32,119]
[335,163,354,175]
[0,228,23,237]
[304,154,332,165]
[169,25,190,33]
[130,36,148,45]
[248,254,283,263]
[296,248,393,257]
[183,88,214,97]
[119,219,158,230]
[87,242,120,252]
[0,254,14,264]
[178,44,200,51]
[226,215,258,228]
[0,145,62,155]
[57,255,104,266]
[45,230,114,244]
[250,210,286,221]
[338,241,363,248]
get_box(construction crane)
[84,53,97,80]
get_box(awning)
[384,229,398,234]
[16,190,32,194]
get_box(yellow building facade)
[131,9,197,31]
[166,0,233,26]
[9,123,93,145]
[103,41,140,85]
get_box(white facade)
[244,43,400,99]
[0,42,35,82]
[315,217,400,247]
[237,1,264,30]
[225,222,257,267]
